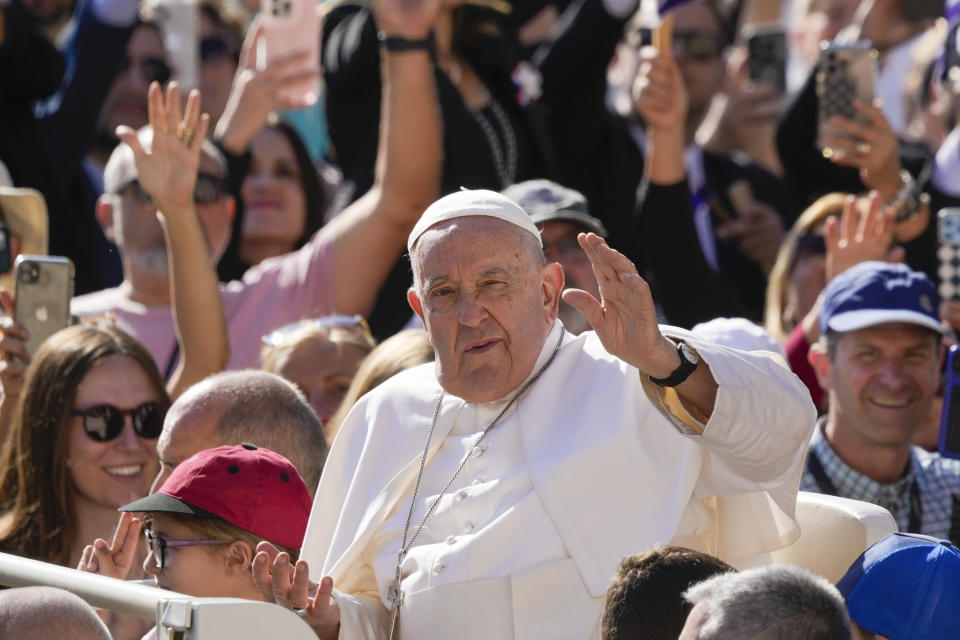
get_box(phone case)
[152,0,198,91]
[938,209,960,301]
[258,0,320,105]
[939,345,960,459]
[746,27,786,93]
[816,43,877,152]
[13,255,75,358]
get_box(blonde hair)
[764,193,866,341]
[260,320,376,373]
[325,330,434,441]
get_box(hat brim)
[529,210,607,238]
[827,309,945,335]
[119,492,220,518]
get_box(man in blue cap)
[804,261,960,544]
[837,532,960,640]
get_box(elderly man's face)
[816,323,939,448]
[409,217,563,403]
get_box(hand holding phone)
[816,42,877,153]
[258,0,320,106]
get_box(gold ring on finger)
[855,141,872,155]
[178,126,195,147]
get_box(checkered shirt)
[800,422,960,545]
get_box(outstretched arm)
[326,0,442,314]
[115,83,230,398]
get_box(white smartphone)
[13,255,75,358]
[258,0,320,105]
[938,208,960,301]
[152,0,199,91]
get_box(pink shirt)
[71,231,335,373]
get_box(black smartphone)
[939,344,960,459]
[816,42,878,154]
[903,0,944,23]
[745,26,786,94]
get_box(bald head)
[0,587,111,640]
[154,370,327,495]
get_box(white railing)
[0,552,318,639]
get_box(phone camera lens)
[19,265,39,284]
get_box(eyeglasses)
[143,529,226,570]
[200,37,238,64]
[117,56,172,85]
[70,402,165,442]
[120,172,226,206]
[542,235,584,259]
[261,314,373,347]
[672,31,726,61]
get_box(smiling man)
[805,262,960,544]
[255,189,817,640]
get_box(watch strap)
[648,342,699,388]
[377,31,436,53]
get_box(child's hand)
[77,512,143,581]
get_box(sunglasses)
[121,172,226,206]
[117,56,172,85]
[70,402,165,442]
[144,529,225,570]
[200,37,238,64]
[261,314,372,347]
[672,31,726,61]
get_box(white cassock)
[300,321,816,639]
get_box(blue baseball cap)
[819,262,943,335]
[837,533,960,640]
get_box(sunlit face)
[271,334,368,429]
[142,514,236,596]
[409,217,562,402]
[821,324,940,448]
[240,128,308,258]
[98,26,168,137]
[540,221,599,335]
[111,151,233,278]
[66,356,162,511]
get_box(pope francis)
[251,189,817,639]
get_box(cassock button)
[464,522,475,533]
[445,535,457,545]
[433,561,447,574]
[471,477,484,486]
[456,489,468,501]
[469,447,482,459]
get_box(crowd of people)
[2,0,960,637]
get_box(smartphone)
[745,25,786,94]
[939,344,960,459]
[903,0,944,23]
[0,222,11,274]
[152,0,198,91]
[13,255,74,358]
[258,0,320,106]
[816,42,878,154]
[938,208,960,301]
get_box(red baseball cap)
[121,443,311,550]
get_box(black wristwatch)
[377,31,436,54]
[648,341,701,388]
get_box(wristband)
[377,30,436,54]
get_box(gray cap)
[501,179,607,238]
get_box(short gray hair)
[683,565,851,640]
[178,370,327,494]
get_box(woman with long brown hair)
[0,325,169,567]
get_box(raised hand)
[562,233,679,379]
[115,82,210,215]
[77,512,143,581]
[822,100,902,200]
[214,17,319,154]
[632,45,688,134]
[824,191,903,281]
[252,542,340,640]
